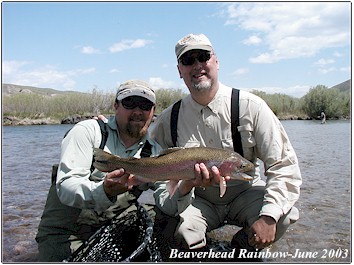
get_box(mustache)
[128,113,145,122]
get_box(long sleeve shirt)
[56,116,161,214]
[151,83,302,222]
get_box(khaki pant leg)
[176,196,223,249]
[227,182,299,242]
[274,206,299,241]
[154,196,223,251]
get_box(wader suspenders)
[171,99,182,147]
[130,140,153,199]
[90,119,109,172]
[53,119,153,199]
[231,88,243,156]
[170,88,243,156]
[52,119,109,184]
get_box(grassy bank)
[2,85,350,126]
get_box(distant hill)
[2,83,87,96]
[330,79,351,93]
[2,79,351,97]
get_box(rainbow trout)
[93,147,254,197]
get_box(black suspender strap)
[97,119,152,157]
[53,119,109,184]
[170,99,182,147]
[91,119,109,172]
[97,119,109,149]
[140,141,152,158]
[231,88,243,156]
[130,141,153,199]
[170,90,243,156]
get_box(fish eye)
[241,162,251,170]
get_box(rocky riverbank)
[2,116,60,126]
[2,114,99,126]
[3,114,314,126]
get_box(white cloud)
[249,53,274,64]
[318,67,336,74]
[232,68,249,76]
[3,60,31,75]
[243,35,262,45]
[109,39,153,53]
[313,58,343,75]
[109,68,120,73]
[148,77,176,90]
[224,2,350,63]
[2,60,95,90]
[240,84,311,98]
[281,85,311,98]
[333,51,343,57]
[314,58,335,67]
[81,46,101,54]
[339,66,351,73]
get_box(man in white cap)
[36,80,161,261]
[152,34,302,260]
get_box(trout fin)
[92,148,112,172]
[93,148,139,161]
[158,147,186,156]
[219,177,227,197]
[166,180,179,198]
[93,148,122,159]
[230,172,253,181]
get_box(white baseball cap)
[175,33,213,60]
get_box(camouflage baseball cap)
[116,80,155,104]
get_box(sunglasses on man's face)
[179,51,212,66]
[120,96,154,111]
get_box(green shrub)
[2,85,349,120]
[154,88,187,114]
[300,85,350,119]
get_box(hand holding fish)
[178,163,230,196]
[103,168,145,197]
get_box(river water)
[1,120,351,262]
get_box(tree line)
[2,84,350,121]
[252,84,350,119]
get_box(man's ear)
[177,65,182,78]
[114,101,119,110]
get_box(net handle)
[123,202,154,262]
[63,202,154,262]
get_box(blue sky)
[2,1,351,98]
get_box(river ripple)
[1,120,351,262]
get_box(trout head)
[220,154,254,181]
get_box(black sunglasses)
[120,96,154,111]
[179,51,212,66]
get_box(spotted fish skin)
[93,146,254,197]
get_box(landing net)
[64,202,162,262]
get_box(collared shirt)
[56,116,161,214]
[151,83,302,222]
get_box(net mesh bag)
[64,202,162,262]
